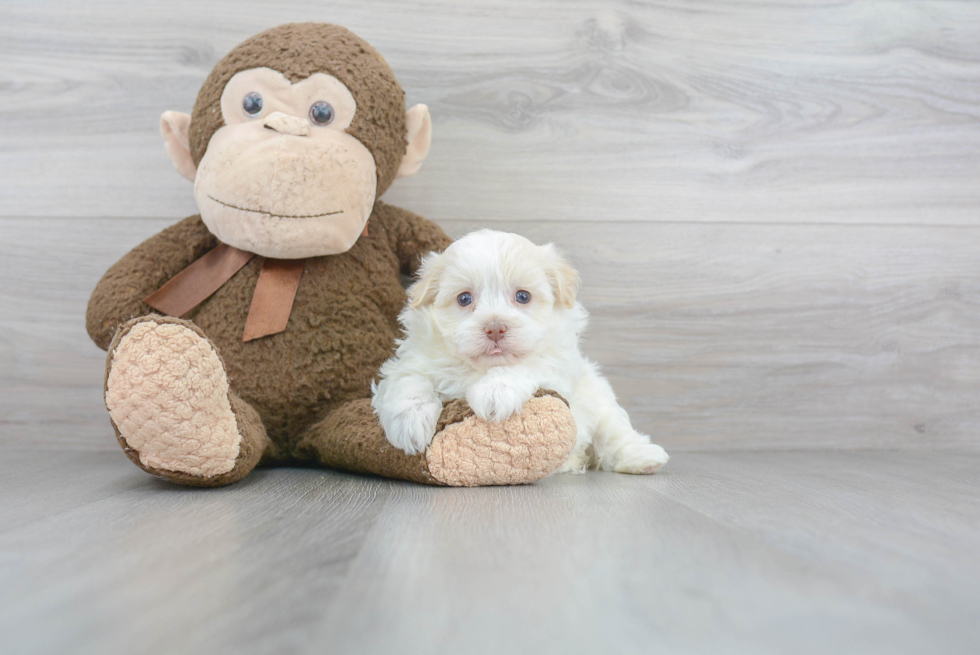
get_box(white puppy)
[371,229,669,474]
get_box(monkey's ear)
[396,104,432,179]
[544,244,580,309]
[407,251,444,308]
[160,111,196,181]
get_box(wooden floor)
[1,448,978,655]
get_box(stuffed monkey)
[86,23,575,487]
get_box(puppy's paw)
[557,445,591,474]
[380,398,443,455]
[609,441,670,475]
[466,377,534,423]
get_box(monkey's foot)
[105,316,243,481]
[424,391,577,486]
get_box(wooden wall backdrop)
[2,0,979,451]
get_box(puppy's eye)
[457,292,473,307]
[515,290,531,304]
[242,92,263,116]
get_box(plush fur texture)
[194,67,382,258]
[106,318,242,477]
[103,317,573,488]
[293,392,575,487]
[189,23,406,198]
[90,203,448,449]
[373,230,670,474]
[88,24,579,488]
[105,315,276,488]
[424,392,576,485]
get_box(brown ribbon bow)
[144,223,368,342]
[143,244,305,342]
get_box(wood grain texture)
[3,0,979,450]
[3,4,979,653]
[1,449,978,654]
[1,0,979,224]
[3,216,979,451]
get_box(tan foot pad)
[426,393,577,486]
[105,318,241,478]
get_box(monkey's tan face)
[193,68,377,259]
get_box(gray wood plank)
[317,450,980,655]
[0,450,149,531]
[1,449,977,655]
[0,451,394,655]
[2,216,979,451]
[2,0,979,224]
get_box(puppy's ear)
[408,252,444,308]
[544,244,580,309]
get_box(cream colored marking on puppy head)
[406,229,580,367]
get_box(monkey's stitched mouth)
[207,195,343,219]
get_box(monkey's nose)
[263,111,310,137]
[485,321,507,343]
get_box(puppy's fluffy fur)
[372,229,668,474]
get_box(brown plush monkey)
[86,24,575,487]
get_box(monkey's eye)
[515,290,531,304]
[242,92,263,116]
[457,292,473,307]
[309,101,335,126]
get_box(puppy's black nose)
[485,321,507,343]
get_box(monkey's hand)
[375,202,453,277]
[86,215,218,350]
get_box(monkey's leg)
[104,315,275,487]
[293,392,577,486]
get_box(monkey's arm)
[374,201,453,276]
[86,215,219,350]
